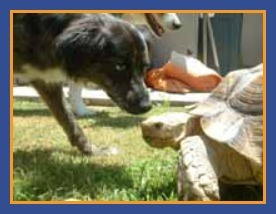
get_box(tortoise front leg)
[177,135,219,201]
[31,80,93,155]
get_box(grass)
[12,98,263,202]
[13,98,184,201]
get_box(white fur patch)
[15,64,68,83]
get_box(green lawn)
[13,98,185,201]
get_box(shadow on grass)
[13,108,51,117]
[13,148,134,201]
[90,115,147,129]
[14,108,146,129]
[13,148,261,201]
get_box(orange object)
[163,55,222,92]
[146,68,190,94]
[145,52,223,93]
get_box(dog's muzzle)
[106,90,152,115]
[172,21,182,30]
[125,85,152,114]
[127,98,152,114]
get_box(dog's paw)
[78,143,94,155]
[91,145,120,156]
[73,107,96,117]
[79,144,119,156]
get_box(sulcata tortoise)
[141,64,263,201]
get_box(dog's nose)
[173,22,182,30]
[133,101,152,114]
[139,101,152,113]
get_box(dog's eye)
[115,63,127,71]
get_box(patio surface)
[13,86,210,107]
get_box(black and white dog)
[68,13,182,116]
[14,13,152,155]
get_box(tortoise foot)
[178,136,219,201]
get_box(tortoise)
[141,64,263,201]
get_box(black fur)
[14,13,152,155]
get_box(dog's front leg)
[31,80,93,155]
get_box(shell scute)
[190,64,263,163]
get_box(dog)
[13,13,152,155]
[119,13,182,38]
[68,13,182,116]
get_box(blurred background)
[151,13,263,76]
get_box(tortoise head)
[141,112,191,150]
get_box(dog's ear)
[55,27,108,71]
[135,24,155,54]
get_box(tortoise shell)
[190,64,263,166]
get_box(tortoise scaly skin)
[141,64,263,201]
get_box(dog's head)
[121,13,182,38]
[56,14,151,114]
